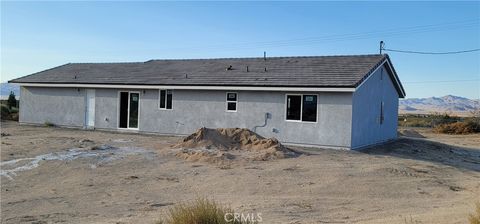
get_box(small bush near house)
[44,121,55,127]
[10,112,19,121]
[158,198,252,224]
[433,121,480,134]
[1,104,10,120]
[469,202,480,224]
[10,107,19,113]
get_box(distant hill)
[399,95,480,116]
[0,83,20,100]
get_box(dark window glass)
[128,93,139,128]
[119,92,129,128]
[302,95,317,122]
[160,90,166,108]
[226,92,237,111]
[227,102,236,111]
[227,93,237,101]
[286,95,301,120]
[166,90,173,109]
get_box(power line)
[154,19,479,53]
[404,79,480,84]
[383,48,480,55]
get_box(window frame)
[225,92,238,112]
[117,90,141,130]
[285,93,318,123]
[159,89,173,110]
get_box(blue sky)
[1,1,479,99]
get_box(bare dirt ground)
[1,121,479,224]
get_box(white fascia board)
[354,59,406,98]
[16,83,356,92]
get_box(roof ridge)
[146,54,384,62]
[69,61,145,65]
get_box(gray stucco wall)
[351,65,399,149]
[20,87,353,148]
[19,86,86,127]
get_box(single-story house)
[9,54,405,149]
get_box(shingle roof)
[10,54,404,96]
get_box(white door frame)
[85,89,95,129]
[117,91,140,130]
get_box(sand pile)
[174,128,295,162]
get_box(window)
[226,92,237,112]
[286,94,317,122]
[159,89,173,109]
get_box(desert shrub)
[10,112,19,121]
[9,107,18,113]
[159,198,253,224]
[44,121,55,127]
[1,104,11,120]
[433,121,480,134]
[469,202,480,224]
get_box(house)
[9,54,405,149]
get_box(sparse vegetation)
[1,104,10,119]
[469,202,480,224]
[44,121,55,127]
[159,198,251,224]
[433,121,480,134]
[0,104,18,121]
[399,113,480,134]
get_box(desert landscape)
[1,121,479,224]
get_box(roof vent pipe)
[264,51,267,72]
[246,66,249,72]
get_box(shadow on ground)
[363,137,480,172]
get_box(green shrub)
[469,202,480,224]
[10,112,19,121]
[44,121,55,127]
[433,121,480,134]
[7,91,16,109]
[159,198,253,224]
[10,107,18,113]
[1,104,10,120]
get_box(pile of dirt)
[399,129,425,138]
[173,128,295,162]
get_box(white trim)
[117,90,140,130]
[158,89,173,110]
[284,93,318,123]
[225,92,238,112]
[16,83,356,92]
[385,59,406,97]
[355,59,405,98]
[85,89,96,128]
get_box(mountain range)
[399,95,480,116]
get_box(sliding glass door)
[119,91,139,129]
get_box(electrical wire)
[404,79,480,84]
[383,48,480,55]
[154,19,479,52]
